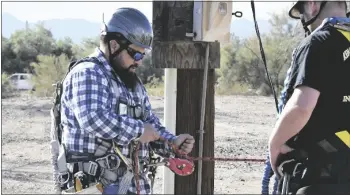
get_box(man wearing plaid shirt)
[60,8,195,195]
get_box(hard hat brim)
[288,1,303,19]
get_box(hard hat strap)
[105,32,132,68]
[300,1,328,36]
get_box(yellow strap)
[74,177,83,192]
[337,29,350,42]
[112,142,132,168]
[335,130,350,147]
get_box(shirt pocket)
[128,89,146,120]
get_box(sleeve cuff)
[168,134,177,142]
[135,120,145,139]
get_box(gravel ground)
[1,93,277,194]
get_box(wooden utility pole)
[152,1,219,194]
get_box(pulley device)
[147,157,195,176]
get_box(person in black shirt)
[268,1,350,194]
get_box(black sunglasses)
[126,47,145,61]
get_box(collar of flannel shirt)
[90,47,121,82]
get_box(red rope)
[132,137,265,195]
[161,137,265,162]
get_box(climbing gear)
[112,140,148,195]
[101,8,153,49]
[101,7,153,67]
[147,150,161,190]
[50,55,150,193]
[50,56,110,192]
[147,157,195,176]
[274,149,308,195]
[250,1,279,112]
[327,17,350,31]
[131,136,267,194]
[275,129,350,194]
[259,1,350,193]
[277,159,306,195]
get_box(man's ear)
[109,40,120,53]
[310,1,321,17]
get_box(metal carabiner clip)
[281,174,291,195]
[95,154,121,171]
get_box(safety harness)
[253,0,350,193]
[50,56,195,194]
[50,56,159,194]
[276,130,350,195]
[274,18,350,195]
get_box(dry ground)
[1,93,276,194]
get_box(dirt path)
[1,94,276,194]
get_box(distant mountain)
[2,13,26,38]
[2,12,100,43]
[2,12,271,43]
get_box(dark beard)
[113,64,140,90]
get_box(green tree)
[52,37,74,59]
[216,10,304,96]
[9,22,56,73]
[216,33,244,94]
[1,36,20,74]
[72,37,99,59]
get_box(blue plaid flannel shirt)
[61,48,177,194]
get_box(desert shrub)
[30,54,69,97]
[1,73,15,98]
[144,75,164,97]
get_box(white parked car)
[7,73,35,91]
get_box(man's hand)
[173,134,195,154]
[269,143,294,178]
[138,123,160,144]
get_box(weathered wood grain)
[152,41,220,69]
[175,69,215,195]
[152,2,217,194]
[152,1,193,42]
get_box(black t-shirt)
[279,19,350,148]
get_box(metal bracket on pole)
[196,43,210,195]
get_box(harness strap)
[80,161,119,182]
[113,142,133,169]
[277,131,350,194]
[112,140,144,194]
[148,150,160,192]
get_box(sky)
[2,1,292,23]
